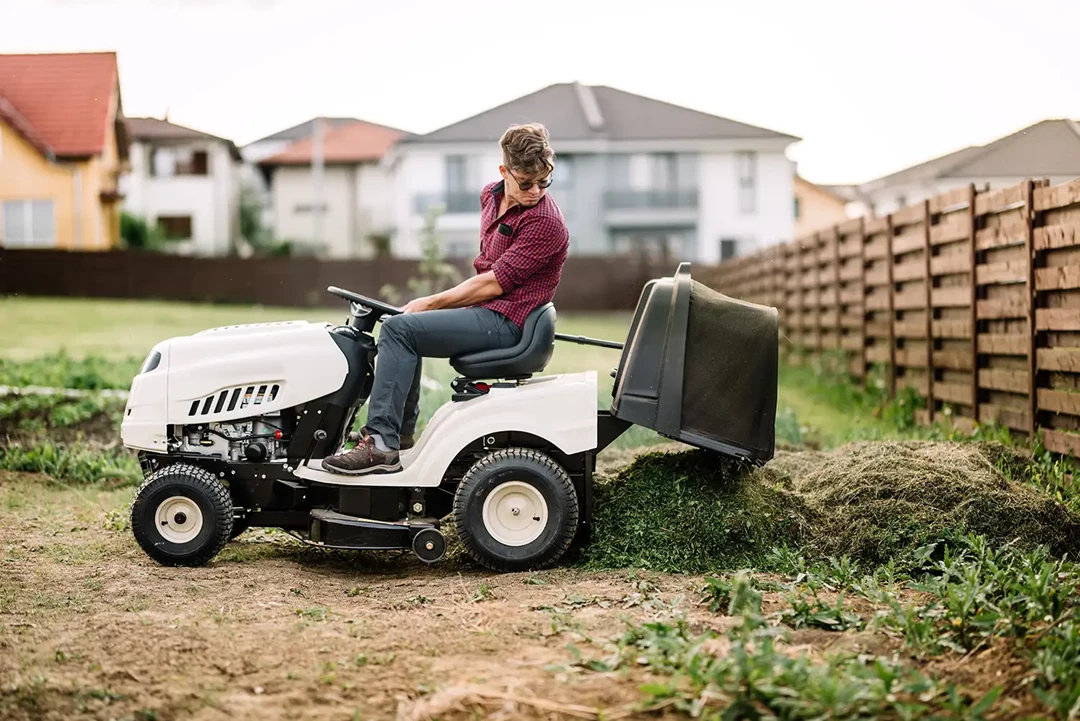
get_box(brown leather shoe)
[322,430,401,475]
[400,433,415,450]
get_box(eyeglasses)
[508,169,553,191]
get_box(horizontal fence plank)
[1036,309,1080,331]
[977,297,1028,319]
[975,184,1026,215]
[930,215,971,245]
[934,320,972,338]
[979,404,1030,432]
[1033,179,1080,212]
[1034,266,1080,291]
[931,254,972,276]
[979,334,1029,355]
[866,346,891,363]
[865,267,889,286]
[894,319,927,338]
[839,288,863,304]
[838,264,863,282]
[892,233,926,256]
[893,261,926,282]
[976,216,1027,250]
[866,320,891,337]
[892,204,926,227]
[1037,389,1080,416]
[979,368,1029,394]
[865,294,890,311]
[931,287,971,308]
[1037,348,1080,372]
[1033,222,1080,251]
[894,290,928,311]
[930,186,974,214]
[933,350,973,371]
[1041,428,1080,456]
[936,382,974,405]
[977,260,1028,285]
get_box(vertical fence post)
[857,218,869,386]
[922,199,935,423]
[1024,178,1038,439]
[968,183,980,425]
[886,215,897,399]
[832,226,843,369]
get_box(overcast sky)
[3,0,1077,184]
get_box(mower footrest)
[308,509,430,551]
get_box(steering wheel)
[326,286,402,320]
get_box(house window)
[446,155,468,193]
[793,196,801,218]
[152,147,209,177]
[2,200,55,248]
[556,154,573,187]
[157,215,193,240]
[720,238,738,261]
[736,151,757,214]
[649,153,677,189]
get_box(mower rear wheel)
[130,463,233,567]
[453,448,578,572]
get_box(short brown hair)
[499,123,555,177]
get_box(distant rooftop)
[403,82,800,144]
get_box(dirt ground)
[0,464,1046,721]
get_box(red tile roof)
[259,119,405,165]
[0,51,120,158]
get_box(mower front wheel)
[453,448,578,572]
[130,463,234,567]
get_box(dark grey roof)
[247,116,410,145]
[127,116,242,160]
[402,83,799,144]
[861,119,1080,190]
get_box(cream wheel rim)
[154,495,204,544]
[481,481,548,547]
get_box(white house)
[258,119,408,258]
[240,117,364,232]
[120,117,242,255]
[854,119,1080,217]
[384,82,800,262]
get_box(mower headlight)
[139,350,162,374]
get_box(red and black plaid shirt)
[473,180,569,328]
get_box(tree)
[380,204,462,304]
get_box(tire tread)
[453,448,578,572]
[130,463,233,567]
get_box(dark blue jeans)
[364,307,521,449]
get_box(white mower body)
[122,320,600,488]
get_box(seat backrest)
[449,302,556,379]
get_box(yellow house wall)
[0,89,124,250]
[0,117,80,249]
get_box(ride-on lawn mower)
[121,263,778,572]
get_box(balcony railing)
[603,188,699,210]
[413,191,479,215]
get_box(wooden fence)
[708,177,1080,455]
[0,250,676,312]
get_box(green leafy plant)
[379,204,462,305]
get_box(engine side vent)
[187,383,284,417]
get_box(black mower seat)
[450,303,556,379]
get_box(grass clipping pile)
[582,440,1080,572]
